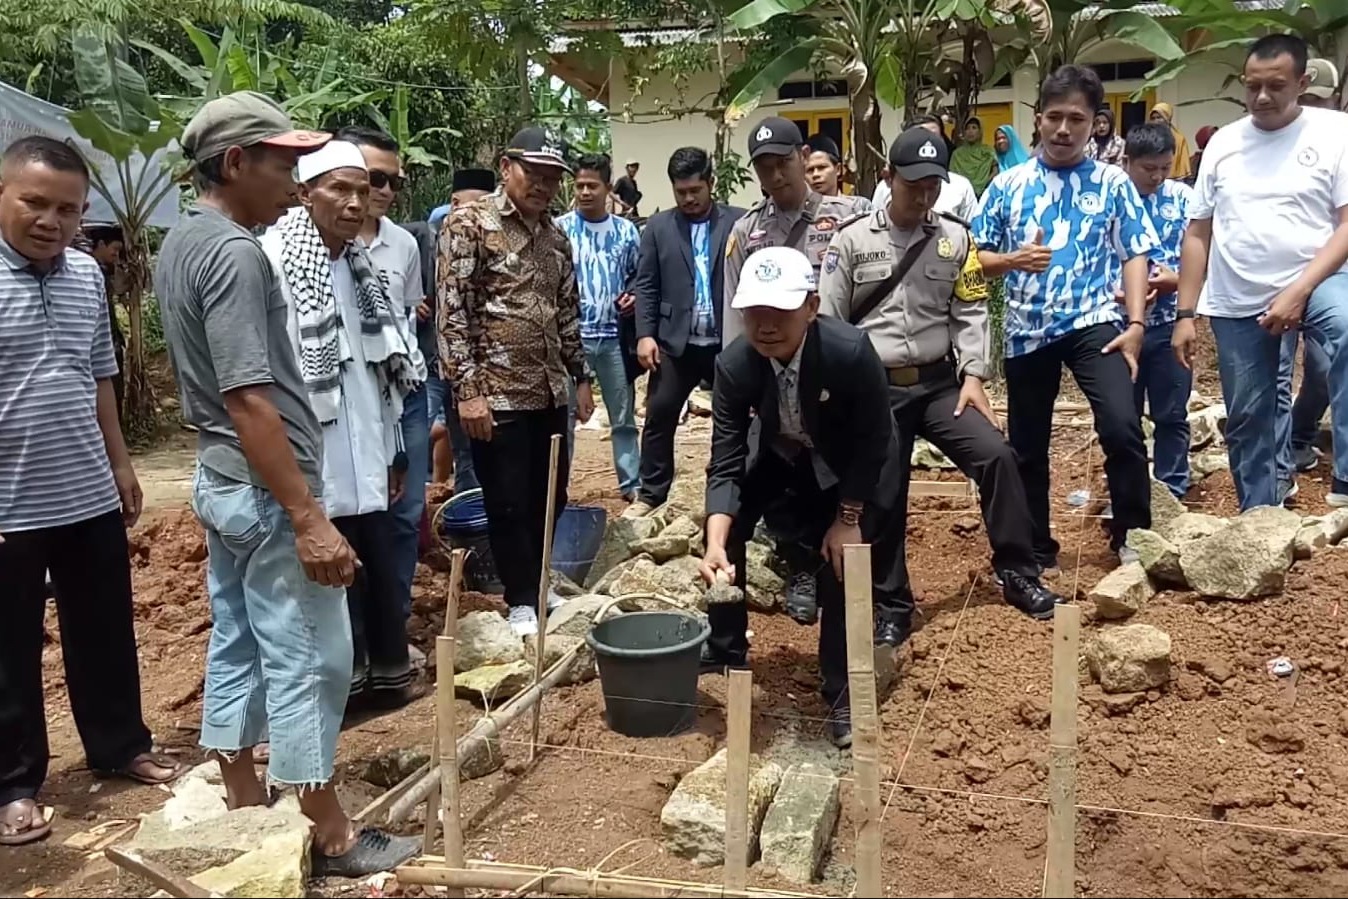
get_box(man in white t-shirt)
[1173,34,1348,511]
[872,115,979,221]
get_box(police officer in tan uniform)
[819,127,1062,646]
[723,116,870,620]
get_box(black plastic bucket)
[436,489,502,593]
[586,611,711,737]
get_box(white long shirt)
[872,170,979,221]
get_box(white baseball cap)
[732,246,818,311]
[296,140,368,183]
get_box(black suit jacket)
[403,221,439,364]
[635,203,745,357]
[706,317,902,520]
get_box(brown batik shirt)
[436,191,590,411]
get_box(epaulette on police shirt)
[937,210,971,230]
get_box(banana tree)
[365,84,459,167]
[67,27,182,434]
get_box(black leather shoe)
[873,617,911,648]
[784,570,819,625]
[828,703,853,749]
[1000,570,1062,620]
[699,643,747,675]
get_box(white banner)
[0,80,180,229]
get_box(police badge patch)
[824,247,840,274]
[936,237,955,259]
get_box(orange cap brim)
[260,130,332,153]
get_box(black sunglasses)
[369,170,405,191]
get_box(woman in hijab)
[993,124,1031,171]
[1150,103,1193,179]
[1084,108,1126,165]
[949,116,999,196]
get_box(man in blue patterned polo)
[971,64,1159,570]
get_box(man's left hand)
[953,377,999,429]
[1148,264,1179,296]
[576,382,596,425]
[1102,322,1143,382]
[616,292,636,317]
[1261,283,1311,335]
[821,518,862,581]
[113,463,142,528]
[388,468,406,504]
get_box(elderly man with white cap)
[260,140,426,712]
[697,245,904,748]
[157,94,419,875]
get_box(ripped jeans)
[191,465,352,787]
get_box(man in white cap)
[156,94,418,875]
[698,245,903,748]
[260,140,425,711]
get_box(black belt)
[886,359,954,387]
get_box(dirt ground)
[10,325,1348,898]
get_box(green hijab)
[950,119,997,196]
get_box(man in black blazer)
[627,148,745,516]
[699,246,904,748]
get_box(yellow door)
[973,103,1013,145]
[1105,90,1156,138]
[785,108,855,192]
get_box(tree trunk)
[120,241,157,438]
[516,40,533,122]
[851,73,883,199]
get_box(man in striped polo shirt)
[0,136,179,846]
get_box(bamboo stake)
[843,543,882,897]
[104,848,218,899]
[424,550,468,853]
[396,858,820,898]
[530,433,563,763]
[440,550,468,894]
[1044,604,1081,899]
[723,668,753,891]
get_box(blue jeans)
[1276,273,1348,484]
[390,383,428,618]
[427,373,478,491]
[190,466,352,787]
[1278,330,1332,469]
[1133,320,1192,497]
[568,337,640,495]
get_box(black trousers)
[333,511,410,694]
[879,376,1040,624]
[706,450,902,706]
[637,344,719,506]
[1003,323,1151,558]
[471,406,570,609]
[0,510,151,805]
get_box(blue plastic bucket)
[436,490,608,592]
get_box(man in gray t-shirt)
[155,91,417,876]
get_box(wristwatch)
[1176,309,1196,320]
[837,503,863,527]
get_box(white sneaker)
[546,589,567,612]
[1329,493,1348,508]
[507,606,538,637]
[1118,546,1141,566]
[408,644,427,672]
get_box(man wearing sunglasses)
[335,126,429,660]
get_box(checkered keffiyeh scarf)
[276,209,425,426]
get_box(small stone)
[1245,711,1306,754]
[524,633,596,685]
[1320,508,1348,544]
[745,541,786,603]
[1180,506,1301,600]
[1174,672,1206,701]
[1016,696,1050,729]
[687,388,713,417]
[192,829,310,898]
[585,517,663,588]
[1187,403,1227,449]
[1085,624,1172,694]
[661,515,702,542]
[660,748,784,866]
[1101,691,1145,715]
[1188,656,1233,684]
[1101,748,1134,775]
[461,733,506,780]
[1125,529,1185,586]
[1089,562,1156,619]
[963,756,996,784]
[549,569,586,598]
[362,748,431,789]
[931,729,965,757]
[1284,782,1314,808]
[1191,448,1230,479]
[759,762,840,884]
[546,594,612,639]
[629,533,691,563]
[705,582,744,606]
[1293,523,1329,560]
[454,611,524,672]
[1212,782,1277,810]
[454,659,534,705]
[1149,479,1188,531]
[590,553,654,596]
[951,516,981,537]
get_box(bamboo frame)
[1044,604,1081,899]
[843,544,883,897]
[723,669,753,891]
[397,857,822,898]
[439,550,468,895]
[908,478,978,498]
[104,848,218,899]
[531,433,563,763]
[423,549,468,854]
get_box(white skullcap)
[296,140,368,183]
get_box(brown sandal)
[0,799,53,846]
[95,751,183,786]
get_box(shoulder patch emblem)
[724,232,737,260]
[954,240,988,303]
[936,236,955,259]
[824,247,840,274]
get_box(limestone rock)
[745,540,785,611]
[1159,511,1228,547]
[662,473,709,526]
[1086,625,1172,694]
[362,748,430,789]
[545,594,611,639]
[461,732,505,779]
[161,775,228,829]
[455,610,524,672]
[591,553,654,596]
[759,762,840,884]
[1149,479,1188,532]
[585,517,662,588]
[1302,508,1348,547]
[662,514,705,556]
[1089,562,1156,619]
[1191,448,1230,479]
[1187,403,1227,448]
[630,533,691,563]
[608,556,706,610]
[131,803,313,875]
[524,633,596,685]
[549,569,586,598]
[454,659,534,705]
[1294,523,1329,560]
[1125,528,1185,586]
[687,388,713,417]
[1180,505,1301,599]
[911,438,957,470]
[179,760,224,786]
[660,748,784,867]
[192,829,310,898]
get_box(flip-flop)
[0,800,53,846]
[95,751,183,786]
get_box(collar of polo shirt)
[0,234,68,274]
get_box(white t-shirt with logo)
[1190,106,1348,318]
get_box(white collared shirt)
[362,217,425,337]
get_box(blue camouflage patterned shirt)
[1138,178,1194,327]
[555,210,641,339]
[971,157,1160,358]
